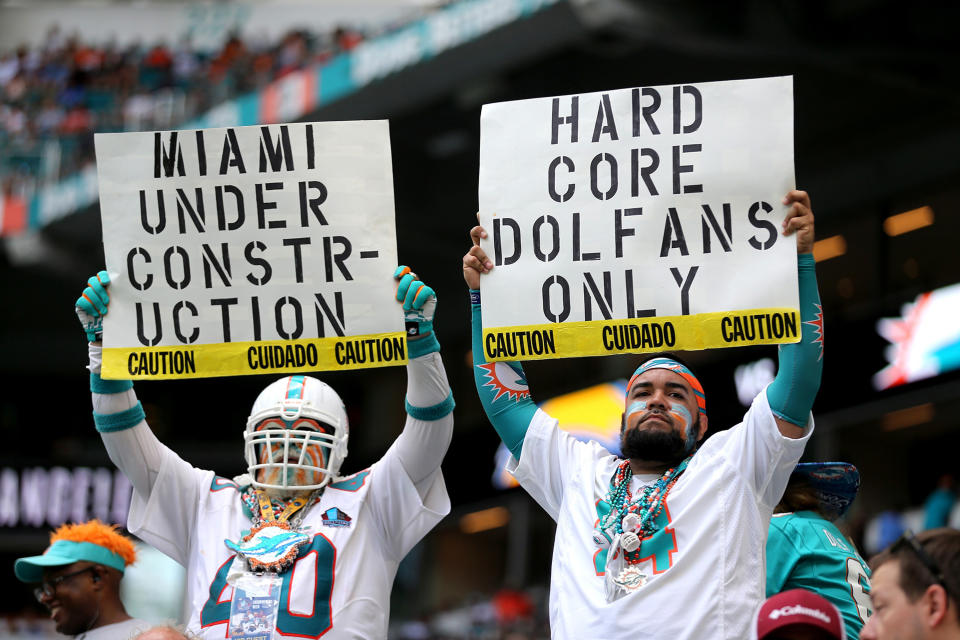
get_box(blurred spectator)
[0,18,374,201]
[923,475,956,531]
[141,42,173,91]
[14,519,150,639]
[492,588,534,626]
[861,528,960,639]
[34,96,65,135]
[171,37,201,88]
[334,26,364,52]
[208,32,247,82]
[875,511,907,552]
[754,589,847,640]
[0,50,20,86]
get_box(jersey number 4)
[201,534,337,637]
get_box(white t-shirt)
[75,617,151,640]
[508,388,811,640]
[120,437,448,639]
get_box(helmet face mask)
[244,376,349,492]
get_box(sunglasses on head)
[891,530,950,598]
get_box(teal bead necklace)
[597,455,691,564]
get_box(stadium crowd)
[3,7,958,640]
[0,22,365,199]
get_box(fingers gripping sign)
[75,270,111,342]
[462,223,493,290]
[394,266,440,358]
[782,189,815,254]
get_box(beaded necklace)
[597,455,691,564]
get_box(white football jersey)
[508,389,811,640]
[124,440,449,639]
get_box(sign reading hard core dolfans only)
[95,121,405,380]
[477,76,801,362]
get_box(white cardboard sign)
[478,76,800,361]
[95,121,405,379]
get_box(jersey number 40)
[201,534,336,637]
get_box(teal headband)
[14,539,128,583]
[627,357,707,416]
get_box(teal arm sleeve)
[471,290,537,459]
[767,254,823,426]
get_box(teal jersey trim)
[407,332,441,359]
[767,253,823,426]
[93,402,145,433]
[329,469,370,492]
[405,391,455,421]
[471,292,536,460]
[767,511,872,639]
[90,372,133,394]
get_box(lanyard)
[255,490,311,525]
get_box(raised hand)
[782,190,815,254]
[76,271,111,342]
[462,223,493,290]
[394,266,436,340]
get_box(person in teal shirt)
[923,474,955,531]
[767,462,872,639]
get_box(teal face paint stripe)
[625,401,648,418]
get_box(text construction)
[95,121,405,379]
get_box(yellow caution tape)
[101,332,409,380]
[482,308,800,361]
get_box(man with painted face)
[462,190,823,639]
[74,266,455,639]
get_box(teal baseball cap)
[15,540,128,583]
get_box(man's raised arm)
[390,266,455,498]
[76,271,171,498]
[767,190,824,439]
[462,225,537,459]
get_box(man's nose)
[647,389,669,408]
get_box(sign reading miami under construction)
[94,120,405,380]
[477,75,801,362]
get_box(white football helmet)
[244,375,349,491]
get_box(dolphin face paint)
[668,403,699,452]
[255,418,329,489]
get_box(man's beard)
[621,419,689,466]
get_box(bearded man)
[462,190,823,639]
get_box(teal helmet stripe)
[286,375,306,400]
